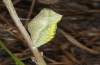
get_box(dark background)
[0,0,100,65]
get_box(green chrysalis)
[28,8,62,47]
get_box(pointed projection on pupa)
[28,8,62,47]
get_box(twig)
[44,56,57,63]
[13,0,21,5]
[58,28,100,54]
[25,0,35,28]
[3,0,47,65]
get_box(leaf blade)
[0,41,25,65]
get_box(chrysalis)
[28,8,62,47]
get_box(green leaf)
[28,8,62,47]
[0,41,25,65]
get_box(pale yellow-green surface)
[28,8,62,47]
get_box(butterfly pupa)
[28,8,62,47]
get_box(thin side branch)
[25,0,35,28]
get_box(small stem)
[25,0,35,28]
[3,0,47,65]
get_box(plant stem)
[25,0,35,28]
[3,0,47,65]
